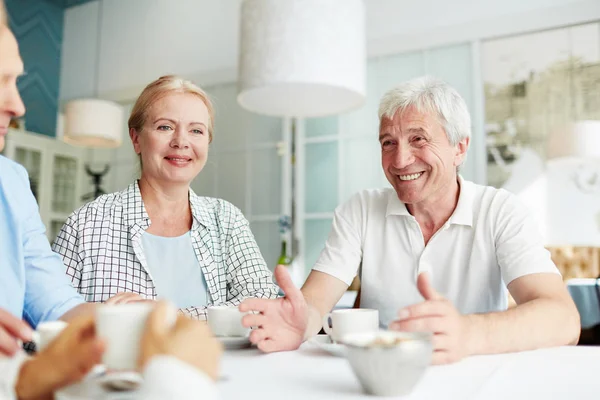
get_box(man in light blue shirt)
[0,156,87,326]
[0,12,92,356]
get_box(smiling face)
[379,106,469,206]
[130,92,210,186]
[0,27,25,152]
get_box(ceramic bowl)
[341,330,433,397]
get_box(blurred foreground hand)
[15,315,104,400]
[139,301,223,381]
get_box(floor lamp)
[62,0,123,200]
[237,0,366,281]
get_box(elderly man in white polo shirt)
[240,76,580,364]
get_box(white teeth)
[167,157,189,161]
[398,172,422,181]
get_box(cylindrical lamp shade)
[238,0,366,117]
[63,99,124,148]
[547,120,600,160]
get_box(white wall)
[366,0,586,41]
[545,160,600,246]
[60,0,600,103]
[64,0,600,248]
[61,0,243,102]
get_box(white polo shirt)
[313,178,559,327]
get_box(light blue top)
[0,155,83,328]
[142,230,208,308]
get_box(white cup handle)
[322,313,333,337]
[30,332,40,351]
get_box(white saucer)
[97,371,143,392]
[217,336,252,349]
[309,334,347,357]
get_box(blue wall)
[6,0,64,137]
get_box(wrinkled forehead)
[379,105,440,133]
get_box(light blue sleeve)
[16,165,84,328]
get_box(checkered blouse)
[52,181,279,319]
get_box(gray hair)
[378,76,471,146]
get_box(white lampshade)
[237,0,366,117]
[63,99,123,148]
[547,120,600,160]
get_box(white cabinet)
[3,129,86,241]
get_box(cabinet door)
[5,130,53,238]
[4,129,51,221]
[48,151,83,241]
[51,154,79,214]
[14,147,43,201]
[4,129,85,241]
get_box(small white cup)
[32,321,68,352]
[96,303,161,371]
[322,309,379,343]
[207,305,249,337]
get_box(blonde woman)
[53,75,278,319]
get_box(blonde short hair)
[128,75,215,142]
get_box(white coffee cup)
[207,305,249,337]
[322,309,379,343]
[96,303,172,371]
[32,321,68,352]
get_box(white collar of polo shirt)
[385,175,474,228]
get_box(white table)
[58,344,600,400]
[567,278,600,329]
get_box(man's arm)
[466,273,580,355]
[239,266,350,352]
[391,272,580,364]
[301,270,349,339]
[456,191,579,357]
[465,192,580,353]
[239,193,364,352]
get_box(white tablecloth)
[58,344,600,400]
[567,278,600,329]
